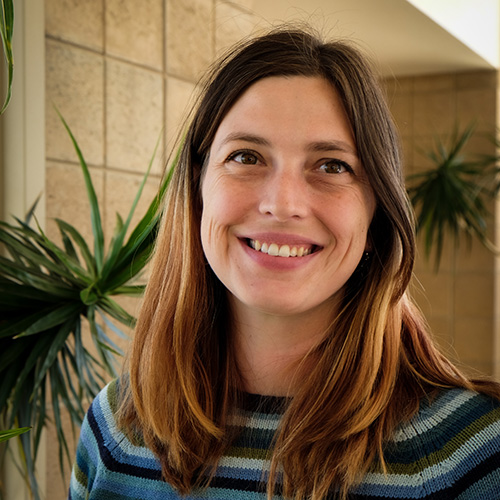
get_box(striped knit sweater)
[69,379,500,499]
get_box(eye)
[227,150,260,165]
[319,159,353,174]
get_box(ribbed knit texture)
[69,380,500,499]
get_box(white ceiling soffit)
[251,0,498,77]
[407,0,499,68]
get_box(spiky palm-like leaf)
[0,114,170,499]
[407,125,500,269]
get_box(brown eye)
[319,160,352,174]
[229,151,259,165]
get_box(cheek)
[201,175,252,231]
[200,185,235,255]
[200,204,220,255]
[325,188,375,237]
[200,177,221,246]
[354,186,376,234]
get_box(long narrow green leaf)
[7,335,52,428]
[0,279,62,306]
[101,144,174,291]
[0,225,47,262]
[0,428,31,443]
[15,302,82,337]
[7,218,75,276]
[58,226,80,263]
[35,224,92,283]
[72,322,88,392]
[0,257,79,296]
[100,133,162,283]
[112,284,146,296]
[0,309,57,338]
[98,310,128,340]
[59,347,85,417]
[103,213,160,290]
[56,110,105,271]
[18,407,41,500]
[55,219,97,276]
[98,296,135,326]
[94,323,123,357]
[104,233,156,290]
[86,306,117,376]
[32,319,75,394]
[0,0,14,114]
[103,213,125,272]
[32,382,46,461]
[123,157,174,252]
[0,229,83,285]
[0,347,29,408]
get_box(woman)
[69,27,500,500]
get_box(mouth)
[246,238,319,258]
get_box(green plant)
[407,125,500,269]
[0,0,14,114]
[0,428,30,443]
[0,114,169,499]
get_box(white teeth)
[278,244,290,257]
[268,243,279,256]
[249,239,313,258]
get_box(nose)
[258,168,309,221]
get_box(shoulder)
[85,377,151,456]
[74,379,127,467]
[377,388,500,499]
[71,379,176,499]
[354,388,500,499]
[87,378,122,430]
[396,387,500,444]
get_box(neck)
[230,299,337,396]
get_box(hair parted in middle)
[121,26,478,500]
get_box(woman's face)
[200,76,376,322]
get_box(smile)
[247,239,316,257]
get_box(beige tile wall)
[43,1,257,498]
[384,70,499,378]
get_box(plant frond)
[0,113,173,499]
[407,124,500,269]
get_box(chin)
[241,293,338,319]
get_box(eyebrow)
[307,140,357,156]
[219,133,358,157]
[220,133,271,147]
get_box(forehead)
[210,75,355,151]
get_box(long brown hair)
[119,27,500,499]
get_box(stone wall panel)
[106,0,164,70]
[46,40,105,166]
